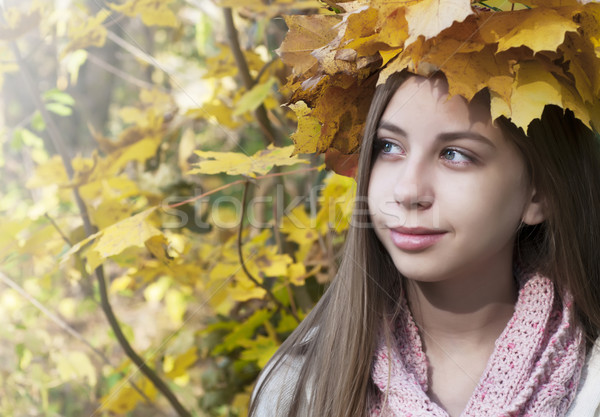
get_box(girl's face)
[367,76,545,283]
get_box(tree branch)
[223,8,282,147]
[10,41,191,417]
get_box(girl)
[248,6,600,412]
[249,69,600,416]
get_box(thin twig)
[223,7,281,146]
[44,213,72,246]
[87,52,161,91]
[0,270,154,406]
[285,284,299,319]
[106,30,170,74]
[255,57,277,84]
[237,181,300,323]
[10,40,192,417]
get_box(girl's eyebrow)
[377,122,496,149]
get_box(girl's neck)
[406,258,519,346]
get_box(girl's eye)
[441,148,473,165]
[374,139,403,156]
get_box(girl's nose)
[392,157,434,210]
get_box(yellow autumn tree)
[1,0,354,416]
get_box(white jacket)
[565,339,600,416]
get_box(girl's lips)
[389,229,447,251]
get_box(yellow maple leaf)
[100,377,156,414]
[85,207,162,270]
[209,262,240,282]
[102,135,163,178]
[89,198,134,230]
[252,248,293,278]
[288,101,323,154]
[560,30,600,103]
[79,176,140,203]
[144,234,174,266]
[100,385,140,414]
[230,279,267,302]
[25,155,69,188]
[164,347,198,379]
[0,6,41,41]
[109,0,177,27]
[316,172,356,234]
[187,101,240,129]
[509,61,563,130]
[313,77,377,154]
[287,262,307,286]
[165,288,187,325]
[404,0,473,45]
[54,351,97,387]
[62,9,110,57]
[374,5,409,49]
[280,205,320,261]
[189,144,309,178]
[495,8,578,53]
[472,0,529,11]
[204,44,266,79]
[429,43,510,102]
[278,15,340,74]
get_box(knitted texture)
[370,270,586,417]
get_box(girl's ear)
[522,188,546,226]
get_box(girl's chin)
[392,259,464,283]
[394,267,450,283]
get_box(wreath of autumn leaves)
[278,0,600,176]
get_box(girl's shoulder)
[250,353,306,416]
[250,327,317,416]
[566,337,600,417]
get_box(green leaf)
[213,309,273,355]
[43,89,76,106]
[233,77,277,116]
[46,102,73,116]
[31,111,45,131]
[20,129,44,147]
[239,335,279,367]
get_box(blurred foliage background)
[0,0,356,416]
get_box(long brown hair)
[248,71,600,417]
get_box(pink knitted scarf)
[370,271,586,417]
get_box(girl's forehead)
[380,76,493,130]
